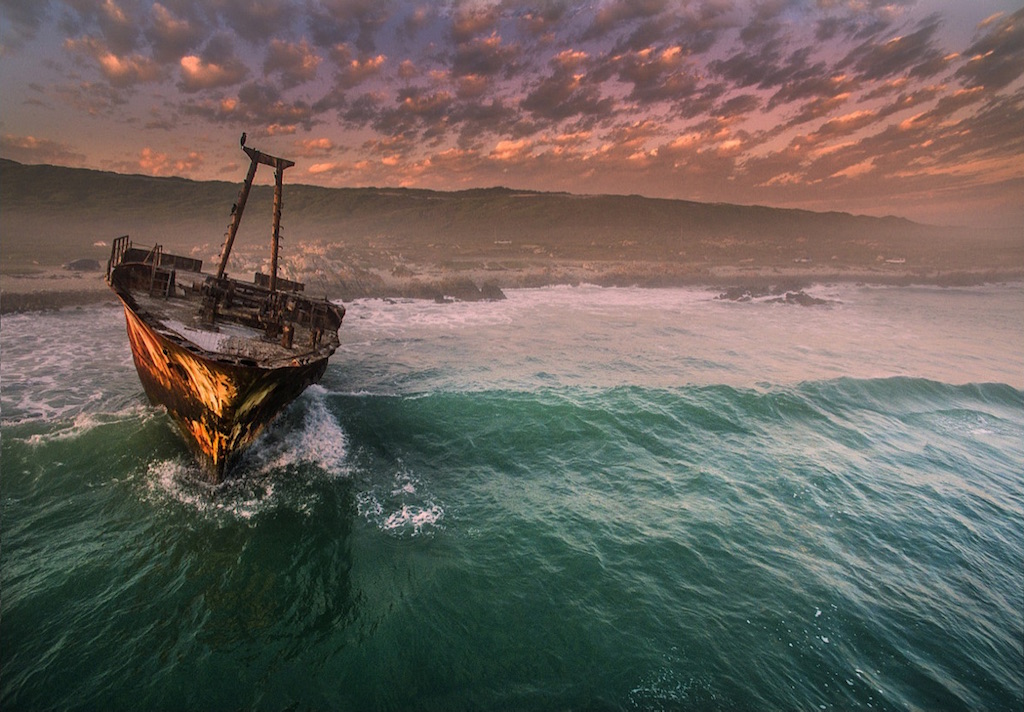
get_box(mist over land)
[2,158,1021,312]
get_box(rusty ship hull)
[118,296,330,477]
[107,247,344,481]
[106,138,344,481]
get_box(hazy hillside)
[2,157,1021,298]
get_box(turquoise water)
[2,284,1022,710]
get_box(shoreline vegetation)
[2,158,1022,314]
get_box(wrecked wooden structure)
[107,136,344,481]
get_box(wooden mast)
[217,149,258,280]
[215,135,295,288]
[270,161,284,293]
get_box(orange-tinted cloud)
[2,0,1021,227]
[64,37,163,86]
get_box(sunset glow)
[1,0,1022,226]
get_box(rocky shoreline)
[2,260,1021,315]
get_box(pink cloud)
[294,137,335,156]
[264,38,322,87]
[0,134,88,165]
[135,146,204,176]
[329,44,387,88]
[179,53,248,91]
[64,37,163,86]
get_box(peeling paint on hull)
[119,298,329,480]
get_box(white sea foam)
[14,405,156,445]
[356,465,444,538]
[140,386,349,520]
[239,385,350,476]
[345,283,1024,391]
[346,295,516,336]
[346,285,716,337]
[1,305,138,423]
[23,411,116,445]
[382,503,445,536]
[629,668,717,708]
[22,413,102,445]
[143,456,280,521]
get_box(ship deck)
[123,273,341,370]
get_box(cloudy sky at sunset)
[2,0,1022,227]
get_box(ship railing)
[107,235,131,280]
[115,244,204,274]
[201,274,342,331]
[142,244,180,298]
[144,243,163,267]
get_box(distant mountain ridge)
[2,157,1018,282]
[0,156,920,238]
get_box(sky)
[1,0,1022,228]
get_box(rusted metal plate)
[119,296,330,480]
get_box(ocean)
[2,283,1022,711]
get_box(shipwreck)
[107,135,345,481]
